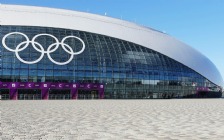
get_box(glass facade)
[0,26,222,99]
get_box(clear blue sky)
[1,0,224,79]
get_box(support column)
[41,89,49,100]
[71,89,78,99]
[71,83,79,100]
[99,84,104,99]
[10,88,18,100]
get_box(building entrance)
[18,89,41,100]
[0,82,104,100]
[0,89,10,100]
[78,90,99,99]
[49,89,71,100]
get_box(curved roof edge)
[0,4,223,86]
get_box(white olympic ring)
[2,32,85,65]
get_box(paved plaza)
[1,99,224,140]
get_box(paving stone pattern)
[1,99,224,140]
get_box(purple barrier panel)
[93,84,98,88]
[79,84,85,88]
[25,82,35,88]
[71,83,79,99]
[196,87,209,98]
[0,81,2,88]
[18,82,26,88]
[1,82,9,88]
[50,83,57,88]
[196,87,209,91]
[85,83,93,89]
[18,82,35,88]
[10,82,19,88]
[64,83,70,89]
[57,83,69,89]
[50,83,71,89]
[34,83,41,88]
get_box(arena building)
[0,4,223,100]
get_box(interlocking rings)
[2,32,85,65]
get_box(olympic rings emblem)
[2,32,85,65]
